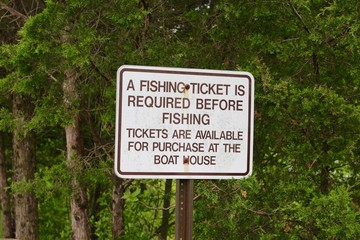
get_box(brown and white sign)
[115,65,254,179]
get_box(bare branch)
[0,1,28,21]
[46,70,59,83]
[139,200,175,211]
[288,0,310,34]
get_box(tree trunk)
[0,133,15,238]
[12,94,38,240]
[63,70,91,240]
[158,179,173,240]
[112,178,126,240]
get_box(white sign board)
[115,65,254,179]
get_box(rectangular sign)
[115,65,254,179]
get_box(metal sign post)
[175,179,194,240]
[114,65,255,239]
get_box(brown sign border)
[116,66,253,178]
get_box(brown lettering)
[196,98,243,111]
[128,141,149,151]
[154,155,179,164]
[223,143,241,153]
[183,155,216,165]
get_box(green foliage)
[38,189,72,239]
[284,186,360,239]
[0,107,14,132]
[0,0,359,239]
[91,191,113,239]
[120,179,175,239]
[194,177,360,239]
[194,177,266,239]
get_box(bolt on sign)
[115,65,254,179]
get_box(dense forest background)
[0,0,359,239]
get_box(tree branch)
[0,1,28,21]
[288,0,310,34]
[288,1,320,81]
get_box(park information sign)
[115,65,254,179]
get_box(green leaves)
[122,187,141,203]
[0,108,14,132]
[120,179,176,239]
[1,0,359,239]
[282,186,360,239]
